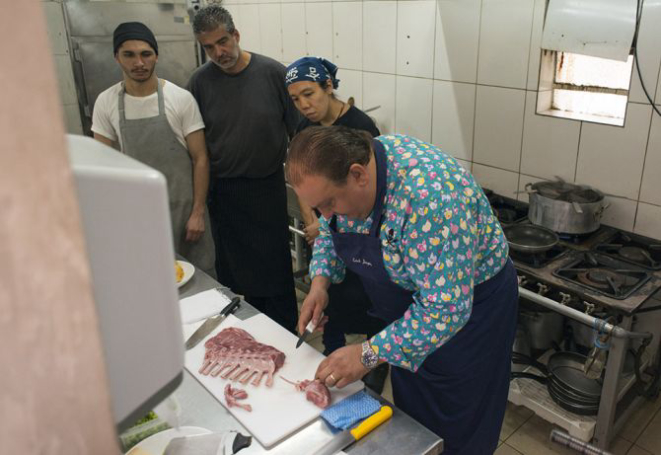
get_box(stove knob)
[559,292,572,305]
[536,283,549,296]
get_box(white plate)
[126,426,212,455]
[176,261,195,288]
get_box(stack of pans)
[511,351,602,415]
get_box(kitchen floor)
[295,291,661,455]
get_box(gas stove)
[488,189,661,448]
[483,189,661,313]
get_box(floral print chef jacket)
[309,134,510,372]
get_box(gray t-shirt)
[188,53,300,179]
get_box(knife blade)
[311,405,393,455]
[185,296,241,350]
[296,312,324,349]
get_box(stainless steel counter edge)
[174,267,443,454]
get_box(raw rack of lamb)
[281,377,331,409]
[200,327,285,387]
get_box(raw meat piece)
[199,327,286,387]
[281,377,331,409]
[224,384,252,412]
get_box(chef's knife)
[296,312,324,349]
[185,296,241,350]
[311,406,393,455]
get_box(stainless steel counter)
[174,268,443,455]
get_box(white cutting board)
[183,313,364,448]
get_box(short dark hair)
[286,126,373,186]
[192,4,235,35]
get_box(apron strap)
[368,139,388,237]
[156,79,165,117]
[118,79,164,126]
[118,82,127,127]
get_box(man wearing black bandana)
[188,5,301,333]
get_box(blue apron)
[329,140,519,454]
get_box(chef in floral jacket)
[287,126,519,455]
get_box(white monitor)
[67,135,184,432]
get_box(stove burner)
[576,268,636,294]
[553,252,653,300]
[496,208,518,224]
[595,232,661,270]
[485,191,528,226]
[618,246,653,265]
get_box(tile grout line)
[501,410,534,445]
[631,401,661,450]
[632,105,656,233]
[429,0,439,144]
[470,0,484,166]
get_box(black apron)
[329,140,519,454]
[208,167,295,298]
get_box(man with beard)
[187,6,300,332]
[92,22,216,277]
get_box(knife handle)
[304,311,325,333]
[221,296,241,316]
[350,406,393,441]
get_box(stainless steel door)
[64,1,200,133]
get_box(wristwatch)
[360,340,379,370]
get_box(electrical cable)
[633,0,661,117]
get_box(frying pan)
[511,351,602,413]
[503,224,559,254]
[548,382,599,416]
[547,351,602,398]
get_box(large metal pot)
[526,180,608,234]
[519,300,564,351]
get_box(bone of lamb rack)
[224,384,252,412]
[281,377,331,409]
[199,327,286,387]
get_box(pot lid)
[530,180,603,203]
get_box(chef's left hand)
[185,213,205,242]
[316,344,370,389]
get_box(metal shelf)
[508,349,645,442]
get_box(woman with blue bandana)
[286,56,389,393]
[286,57,379,137]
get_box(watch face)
[362,342,378,369]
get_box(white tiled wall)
[363,2,397,74]
[396,1,436,79]
[432,80,475,161]
[477,0,534,90]
[395,76,433,142]
[434,0,480,84]
[576,103,652,200]
[43,0,661,239]
[473,85,525,171]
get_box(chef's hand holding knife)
[298,276,330,336]
[301,277,374,389]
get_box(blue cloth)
[285,56,340,88]
[320,391,381,431]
